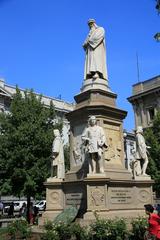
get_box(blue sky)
[0,0,159,131]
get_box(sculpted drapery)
[135,126,150,175]
[52,129,65,179]
[83,19,108,80]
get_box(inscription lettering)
[110,189,133,204]
[66,193,83,206]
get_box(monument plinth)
[65,83,131,181]
[41,19,153,225]
[81,77,111,93]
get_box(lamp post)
[154,0,160,41]
[154,32,160,42]
[156,0,160,14]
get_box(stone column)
[133,104,139,129]
[139,99,146,127]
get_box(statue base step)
[134,175,151,180]
[87,173,106,179]
[46,177,64,183]
[81,78,111,93]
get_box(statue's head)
[136,126,143,134]
[87,18,96,29]
[88,115,97,126]
[54,129,60,137]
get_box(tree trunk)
[26,195,31,224]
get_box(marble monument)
[41,19,153,224]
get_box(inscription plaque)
[109,188,133,204]
[66,193,83,206]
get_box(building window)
[147,107,155,123]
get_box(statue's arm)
[81,129,90,142]
[88,27,105,49]
[83,35,90,50]
[137,134,148,156]
[52,139,60,157]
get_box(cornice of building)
[127,75,160,103]
[127,86,160,103]
[0,79,75,113]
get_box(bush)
[43,220,72,240]
[70,222,89,240]
[89,216,129,240]
[41,230,60,240]
[106,218,129,240]
[7,219,31,239]
[42,221,59,240]
[130,217,148,240]
[0,228,8,240]
[54,222,72,240]
[42,216,148,240]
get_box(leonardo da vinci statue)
[83,19,108,80]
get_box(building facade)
[0,79,74,144]
[127,75,160,129]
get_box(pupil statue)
[51,129,65,179]
[82,116,107,174]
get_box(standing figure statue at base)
[83,19,108,80]
[82,116,107,174]
[51,129,65,179]
[135,126,151,176]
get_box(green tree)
[0,88,62,220]
[145,111,160,195]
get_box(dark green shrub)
[54,222,72,240]
[41,230,60,240]
[89,218,108,240]
[89,213,129,240]
[105,218,129,240]
[130,217,148,240]
[43,220,72,240]
[42,221,59,240]
[43,220,54,231]
[70,222,89,240]
[7,219,31,239]
[0,228,8,240]
[41,215,147,240]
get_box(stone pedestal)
[41,82,153,224]
[65,88,131,181]
[40,177,153,224]
[83,177,153,221]
[39,179,65,224]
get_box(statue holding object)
[82,116,107,174]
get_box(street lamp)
[156,0,160,14]
[154,1,160,41]
[154,32,160,42]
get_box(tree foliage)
[145,111,160,195]
[0,88,62,199]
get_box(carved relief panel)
[103,122,123,166]
[46,188,64,210]
[88,186,106,209]
[71,124,86,167]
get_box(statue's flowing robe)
[52,136,65,179]
[84,27,108,80]
[136,133,147,159]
